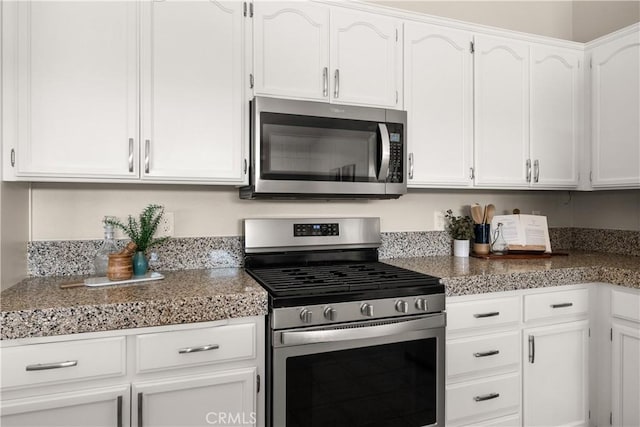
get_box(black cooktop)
[245,261,443,307]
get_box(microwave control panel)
[387,123,404,183]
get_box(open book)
[490,214,552,253]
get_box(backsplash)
[26,228,638,276]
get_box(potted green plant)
[444,209,474,257]
[105,204,169,276]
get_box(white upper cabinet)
[530,45,581,188]
[404,23,473,188]
[590,29,640,189]
[330,8,401,108]
[474,35,530,188]
[252,3,401,109]
[253,2,329,101]
[6,1,138,180]
[140,0,246,183]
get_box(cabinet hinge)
[610,327,613,341]
[590,58,593,69]
[395,90,398,104]
[395,29,398,42]
[249,73,254,89]
[470,41,475,54]
[10,148,16,167]
[249,2,253,17]
[588,328,591,337]
[257,374,261,393]
[610,412,612,425]
[243,2,247,17]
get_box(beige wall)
[571,190,640,230]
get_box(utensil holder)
[107,254,133,281]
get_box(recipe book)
[490,214,552,253]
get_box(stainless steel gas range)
[244,218,446,427]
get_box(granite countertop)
[2,251,639,341]
[1,269,268,340]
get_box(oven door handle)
[377,123,390,182]
[278,314,445,346]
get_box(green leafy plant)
[444,209,474,240]
[105,204,169,252]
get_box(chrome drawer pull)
[474,350,500,358]
[551,302,573,309]
[26,360,78,371]
[473,312,500,318]
[474,393,500,402]
[178,344,219,354]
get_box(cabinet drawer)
[447,296,520,332]
[611,289,640,322]
[446,373,520,423]
[447,331,520,378]
[136,323,256,373]
[524,288,588,322]
[1,337,126,389]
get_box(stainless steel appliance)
[244,218,445,427]
[240,97,407,199]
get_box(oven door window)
[285,338,437,427]
[260,112,383,183]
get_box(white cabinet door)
[8,1,138,179]
[140,0,246,183]
[591,30,640,189]
[530,46,581,189]
[253,2,329,101]
[1,385,130,427]
[612,322,640,427]
[133,368,256,427]
[404,23,473,188]
[523,320,589,427]
[330,8,401,108]
[474,35,530,188]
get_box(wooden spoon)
[485,204,496,225]
[470,204,483,224]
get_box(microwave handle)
[377,123,390,181]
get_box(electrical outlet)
[434,211,446,231]
[158,212,174,237]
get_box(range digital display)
[294,223,339,237]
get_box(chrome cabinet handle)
[551,302,573,309]
[178,344,219,354]
[117,395,123,427]
[144,139,150,174]
[526,159,532,183]
[10,148,16,167]
[128,138,134,173]
[334,69,340,98]
[25,360,78,371]
[474,350,500,358]
[322,67,328,97]
[534,159,540,183]
[474,393,500,402]
[469,167,475,180]
[138,392,143,427]
[243,158,248,175]
[473,312,499,318]
[528,335,535,363]
[377,123,390,181]
[408,153,414,179]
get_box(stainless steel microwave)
[239,97,407,199]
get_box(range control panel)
[294,223,339,237]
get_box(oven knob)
[299,308,313,323]
[415,298,428,312]
[360,303,374,317]
[324,307,337,321]
[395,300,409,314]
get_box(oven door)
[271,313,445,427]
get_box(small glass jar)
[93,219,119,276]
[491,222,509,255]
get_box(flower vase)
[133,251,149,276]
[453,239,470,258]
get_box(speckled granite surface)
[1,269,267,340]
[384,251,640,297]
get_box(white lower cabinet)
[0,317,264,427]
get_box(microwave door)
[377,123,391,182]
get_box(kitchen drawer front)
[524,288,588,323]
[611,288,640,323]
[447,331,520,379]
[460,413,520,427]
[136,323,256,373]
[447,296,521,332]
[1,337,126,390]
[446,373,520,424]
